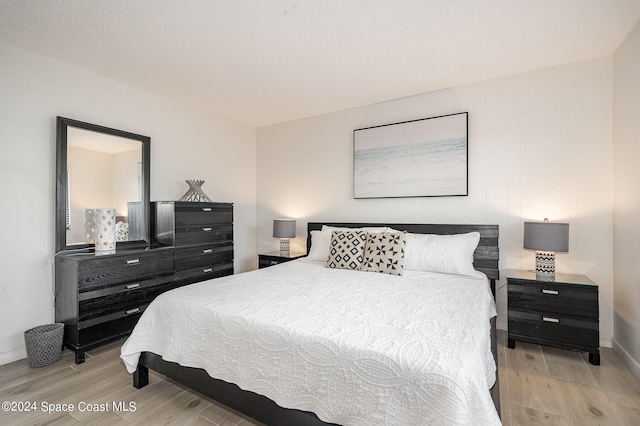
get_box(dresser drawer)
[78,274,174,301]
[175,224,233,246]
[77,313,144,346]
[78,280,186,328]
[175,263,233,282]
[175,203,233,226]
[77,250,175,292]
[79,301,151,329]
[79,279,177,316]
[175,243,233,272]
[508,281,598,318]
[508,308,599,351]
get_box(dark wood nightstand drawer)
[508,308,599,351]
[508,281,598,318]
[259,257,281,268]
[258,252,306,269]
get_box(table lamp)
[273,219,296,256]
[523,219,569,280]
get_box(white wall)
[257,58,614,340]
[613,21,640,376]
[66,147,116,243]
[0,42,257,365]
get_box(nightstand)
[258,251,306,269]
[507,269,600,365]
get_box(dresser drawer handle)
[125,283,140,290]
[203,267,213,273]
[202,207,212,212]
[125,307,140,315]
[543,317,560,323]
[542,289,559,295]
[202,248,213,254]
[125,259,140,265]
[202,227,212,232]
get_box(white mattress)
[121,259,500,425]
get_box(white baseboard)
[0,347,26,367]
[612,338,640,379]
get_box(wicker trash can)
[23,323,64,368]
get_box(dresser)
[152,201,234,284]
[507,269,600,365]
[55,246,176,363]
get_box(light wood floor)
[1,330,639,425]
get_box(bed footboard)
[134,351,338,426]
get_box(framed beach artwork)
[353,112,468,198]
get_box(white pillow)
[307,230,332,262]
[404,232,484,278]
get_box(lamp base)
[535,251,556,281]
[280,238,290,256]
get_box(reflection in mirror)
[66,128,142,246]
[56,117,150,253]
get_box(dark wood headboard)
[306,222,499,282]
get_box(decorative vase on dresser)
[152,201,234,284]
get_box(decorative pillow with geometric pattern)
[360,231,406,276]
[326,230,367,270]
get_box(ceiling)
[1,1,639,127]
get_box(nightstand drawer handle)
[125,308,140,315]
[202,207,212,212]
[125,259,140,265]
[202,227,212,232]
[202,248,213,254]
[203,267,213,273]
[270,261,278,265]
[542,289,559,295]
[125,283,140,290]
[543,317,560,323]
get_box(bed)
[121,222,500,425]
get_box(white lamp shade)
[523,221,569,252]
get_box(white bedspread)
[121,260,500,425]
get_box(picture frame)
[353,112,468,199]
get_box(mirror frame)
[55,116,151,253]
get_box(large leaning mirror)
[55,117,151,252]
